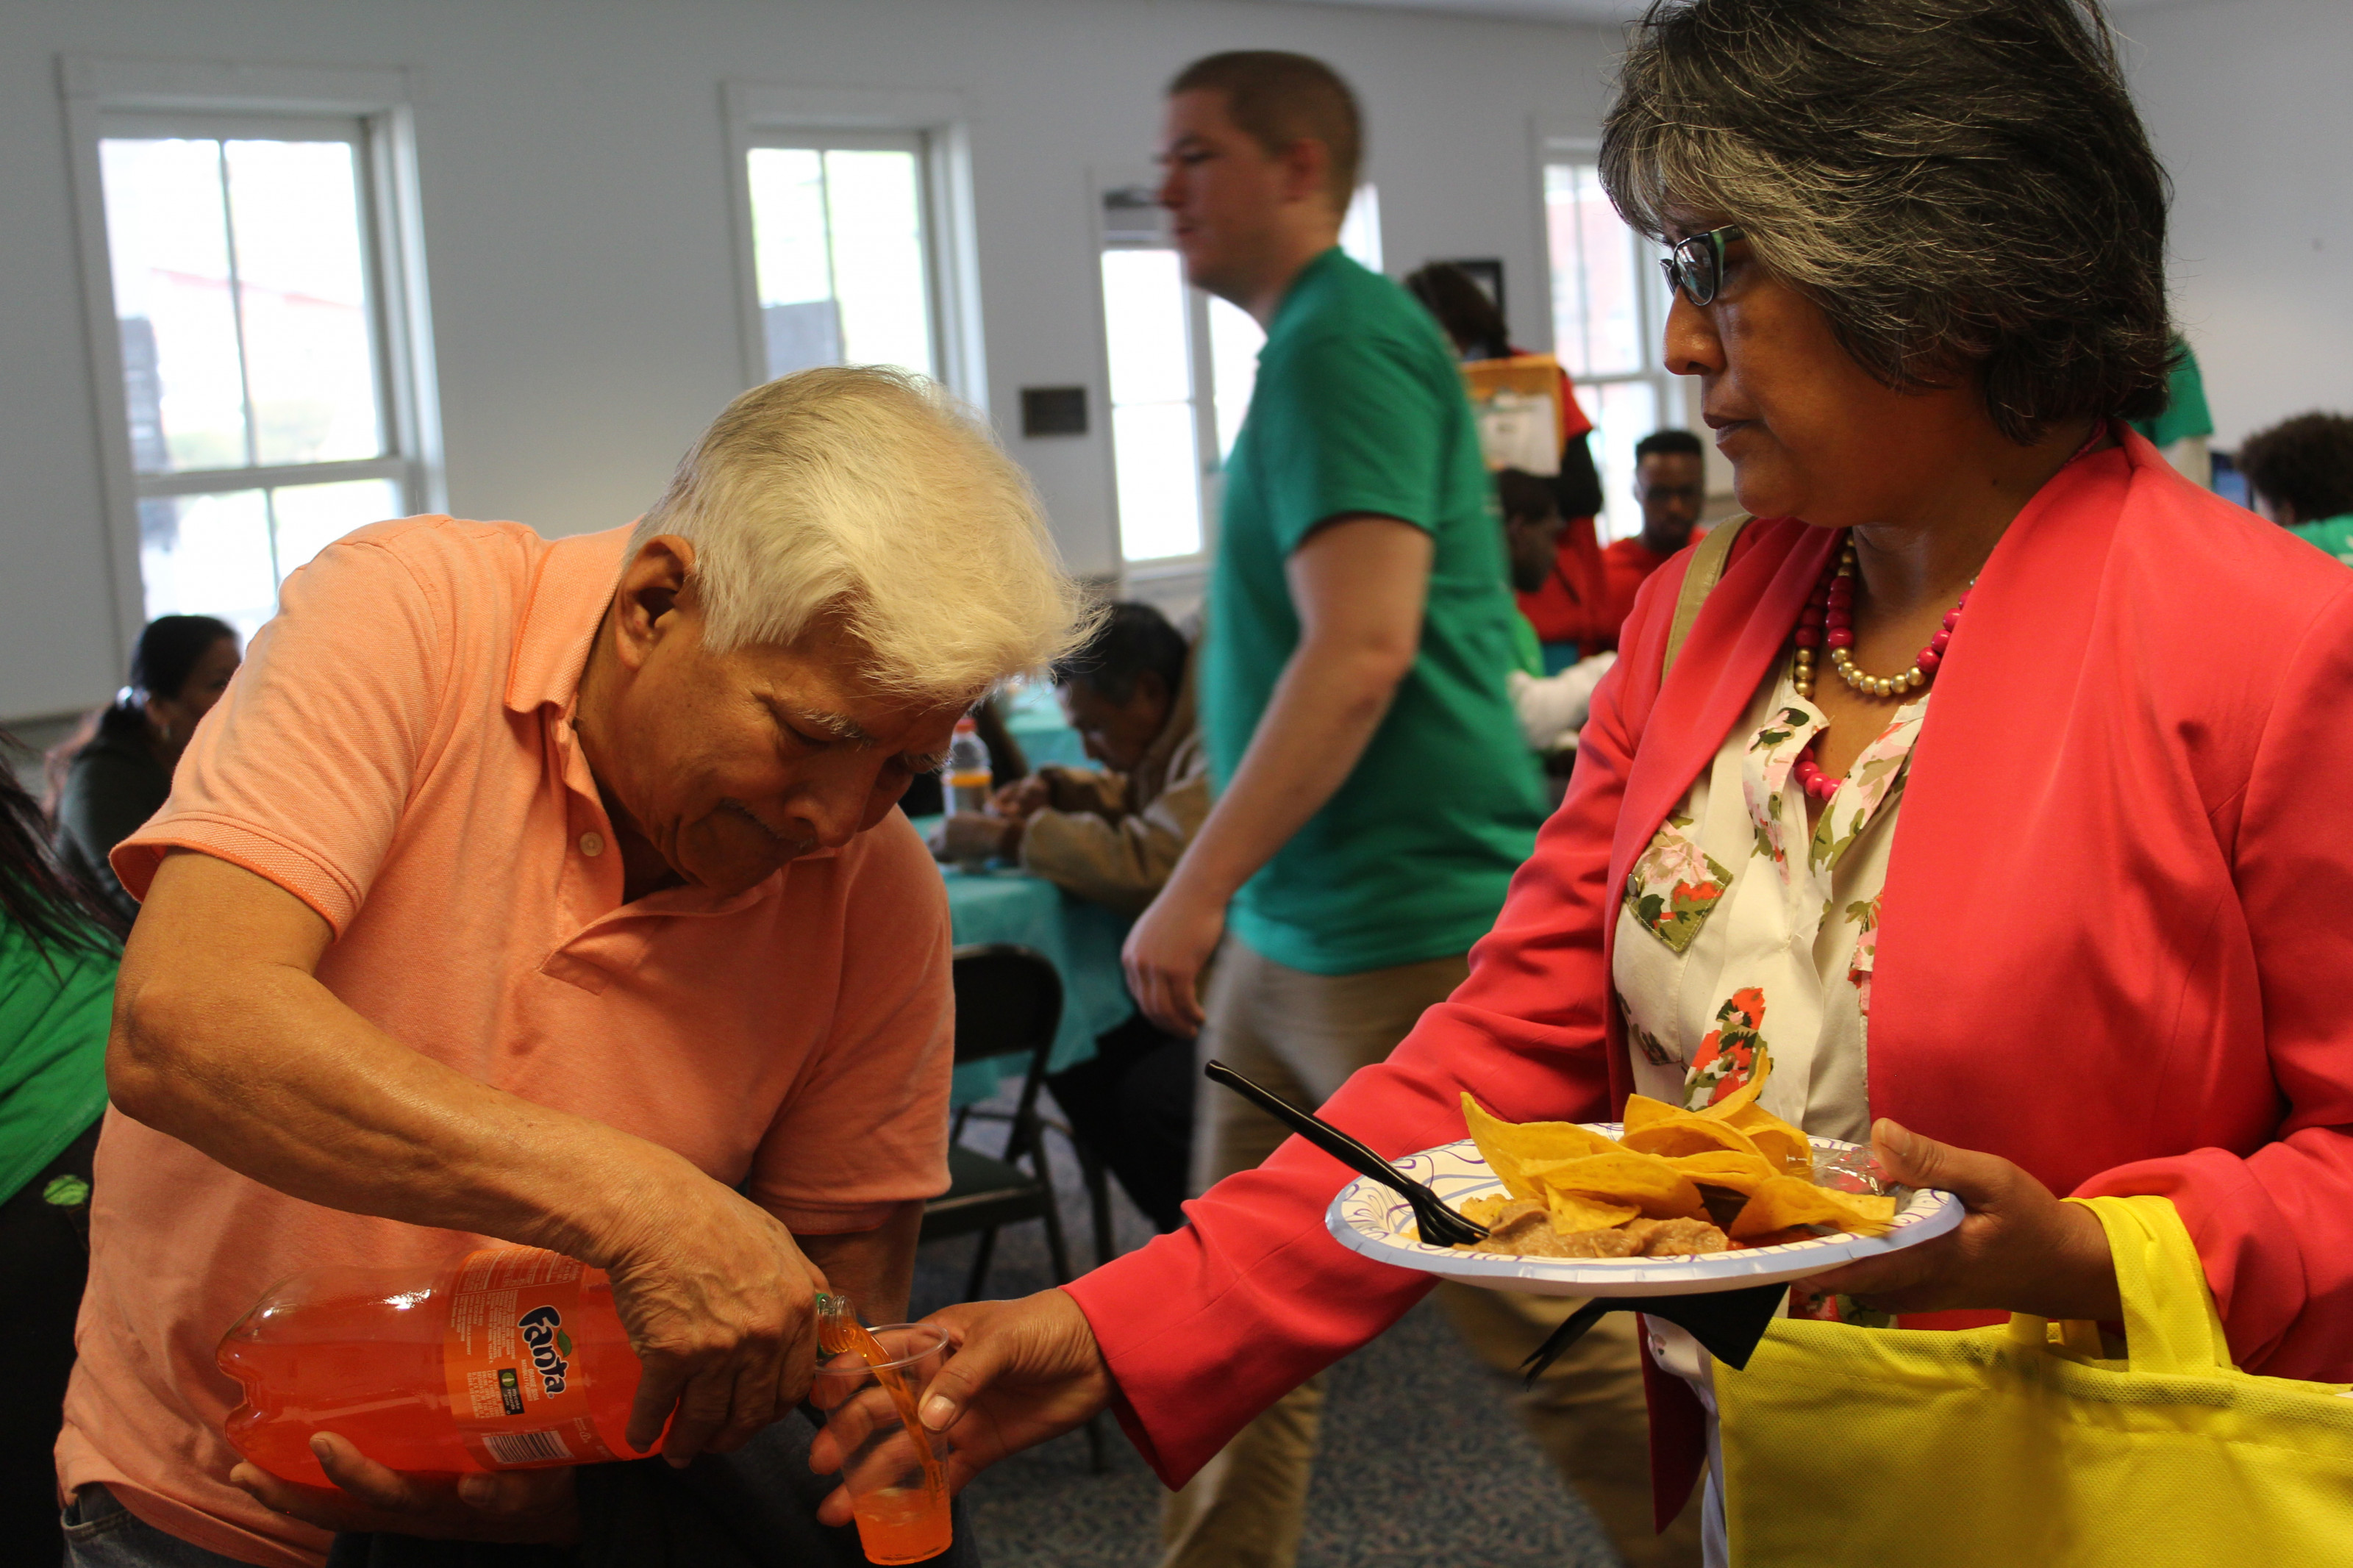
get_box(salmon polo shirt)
[57,518,955,1567]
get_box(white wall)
[2124,0,2353,448]
[0,0,1624,721]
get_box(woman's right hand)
[813,1288,1114,1522]
[598,1173,831,1467]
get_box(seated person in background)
[2130,334,2216,487]
[57,368,1079,1568]
[0,737,124,1563]
[1497,470,1617,759]
[932,602,1207,1234]
[1404,263,1615,659]
[46,616,240,923]
[1601,429,1709,636]
[2237,411,2353,564]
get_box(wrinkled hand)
[931,813,1013,863]
[1799,1119,2119,1321]
[992,776,1051,823]
[601,1178,830,1467]
[230,1434,578,1542]
[1122,876,1227,1036]
[809,1289,1114,1527]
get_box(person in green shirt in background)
[2238,411,2353,564]
[1118,49,1692,1568]
[0,737,125,1561]
[2129,334,2216,487]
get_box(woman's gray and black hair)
[1601,0,2174,443]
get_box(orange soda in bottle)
[217,1247,657,1484]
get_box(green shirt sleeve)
[1246,328,1451,554]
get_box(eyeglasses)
[1659,225,1744,307]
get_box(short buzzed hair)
[1635,429,1704,463]
[1169,51,1362,212]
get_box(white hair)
[630,366,1093,701]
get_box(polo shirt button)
[579,831,604,857]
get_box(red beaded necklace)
[1789,533,1970,803]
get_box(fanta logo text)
[518,1306,570,1395]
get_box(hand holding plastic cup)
[811,1323,954,1564]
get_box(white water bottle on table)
[946,717,991,815]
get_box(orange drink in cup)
[813,1297,952,1564]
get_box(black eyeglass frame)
[1660,225,1746,307]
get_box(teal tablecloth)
[914,817,1135,1105]
[999,679,1091,770]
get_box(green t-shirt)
[0,906,117,1205]
[1204,248,1546,975]
[2129,336,2215,449]
[2288,515,2353,566]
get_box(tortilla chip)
[1664,1149,1780,1196]
[1718,1104,1814,1175]
[1621,1093,1683,1133]
[1463,1094,1620,1201]
[1693,1041,1774,1120]
[1543,1186,1641,1234]
[1620,1112,1766,1162]
[1727,1176,1899,1239]
[1525,1150,1706,1220]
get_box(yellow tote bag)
[1715,1195,2353,1567]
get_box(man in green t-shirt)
[1118,49,1685,1568]
[2238,411,2353,565]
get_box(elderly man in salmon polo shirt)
[52,367,1085,1568]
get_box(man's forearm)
[799,1203,923,1323]
[1166,639,1404,906]
[113,913,699,1269]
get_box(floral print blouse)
[1613,665,1927,1145]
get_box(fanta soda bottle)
[217,1247,658,1485]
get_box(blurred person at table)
[1600,429,1709,637]
[1109,51,1577,1568]
[940,601,1209,1234]
[45,615,240,923]
[2238,411,2353,565]
[1406,262,1616,661]
[1496,469,1618,759]
[876,3,2353,1564]
[0,734,125,1564]
[2129,333,2215,487]
[55,368,1082,1568]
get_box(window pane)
[1547,163,1647,381]
[824,149,934,378]
[101,138,249,473]
[224,138,385,465]
[139,490,277,638]
[748,148,840,377]
[1576,379,1661,543]
[1100,250,1190,406]
[271,476,404,580]
[1207,296,1264,461]
[1110,403,1202,562]
[1340,184,1382,273]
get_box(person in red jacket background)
[1602,429,1709,633]
[1406,263,1616,656]
[840,3,2353,1563]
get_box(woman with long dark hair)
[1,734,126,1561]
[48,616,239,920]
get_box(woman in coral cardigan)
[831,0,2353,1558]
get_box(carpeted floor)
[907,1107,1626,1568]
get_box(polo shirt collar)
[505,526,634,715]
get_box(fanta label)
[442,1248,621,1468]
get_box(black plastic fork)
[1204,1059,1489,1247]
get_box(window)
[88,116,426,639]
[1099,184,1379,570]
[1544,156,1676,541]
[746,136,937,381]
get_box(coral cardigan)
[1063,430,2353,1515]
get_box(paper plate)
[1325,1128,1962,1298]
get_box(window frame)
[722,85,985,410]
[60,57,443,645]
[1535,133,1685,542]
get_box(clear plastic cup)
[811,1323,954,1565]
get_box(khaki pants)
[1161,942,1701,1568]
